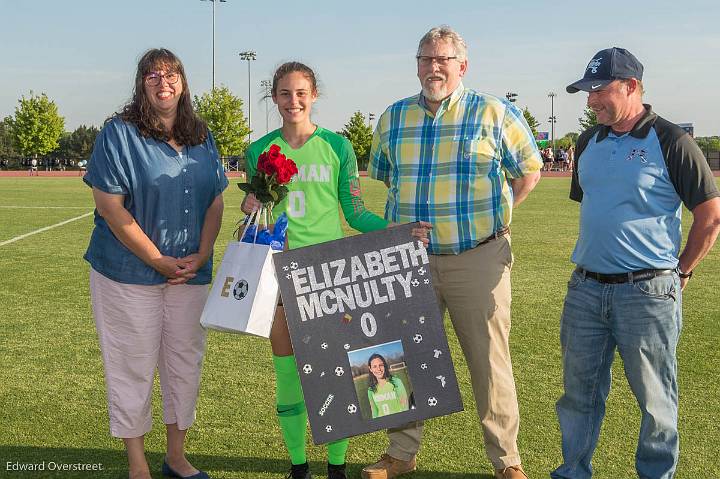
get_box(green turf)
[0,177,718,478]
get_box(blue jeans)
[551,269,682,479]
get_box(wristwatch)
[675,266,693,279]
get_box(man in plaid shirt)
[363,26,542,479]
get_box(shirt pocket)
[461,138,498,176]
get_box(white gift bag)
[200,210,280,337]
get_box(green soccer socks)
[274,354,308,465]
[326,438,349,466]
[272,354,349,466]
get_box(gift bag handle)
[235,201,279,243]
[237,208,260,243]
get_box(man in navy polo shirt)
[551,47,720,479]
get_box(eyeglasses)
[144,71,180,86]
[416,55,459,66]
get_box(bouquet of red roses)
[238,144,298,206]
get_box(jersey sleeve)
[83,119,130,195]
[655,117,720,210]
[337,137,389,232]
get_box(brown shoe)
[361,454,417,479]
[495,464,528,479]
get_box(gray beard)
[422,86,448,103]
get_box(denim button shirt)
[83,118,228,285]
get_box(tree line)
[2,90,716,170]
[0,88,253,166]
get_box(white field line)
[0,211,94,247]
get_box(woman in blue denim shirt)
[84,49,227,479]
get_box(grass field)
[1,177,718,479]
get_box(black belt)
[477,226,510,246]
[575,267,674,284]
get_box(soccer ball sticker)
[334,367,344,377]
[347,404,357,414]
[232,280,249,300]
[427,397,438,407]
[302,364,313,374]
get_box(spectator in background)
[559,148,569,171]
[543,147,554,171]
[566,145,575,172]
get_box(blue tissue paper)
[241,212,288,251]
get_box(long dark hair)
[116,48,207,146]
[368,353,395,393]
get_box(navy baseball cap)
[566,47,644,93]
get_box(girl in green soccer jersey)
[241,62,427,479]
[367,353,409,419]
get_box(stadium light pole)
[260,79,271,134]
[368,112,375,127]
[505,92,518,103]
[239,51,257,143]
[200,0,226,90]
[548,91,557,152]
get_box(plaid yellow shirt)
[368,83,542,254]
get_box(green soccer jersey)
[368,377,409,418]
[245,127,388,249]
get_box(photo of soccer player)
[347,340,415,420]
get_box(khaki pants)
[387,235,521,469]
[90,268,209,438]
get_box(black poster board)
[273,223,463,443]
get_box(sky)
[2,0,719,140]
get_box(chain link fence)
[704,150,719,170]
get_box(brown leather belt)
[476,226,510,246]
